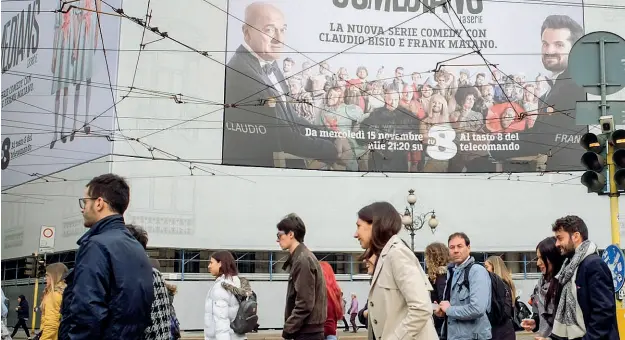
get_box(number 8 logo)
[1,137,10,170]
[426,125,458,161]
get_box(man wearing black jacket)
[59,174,154,340]
[551,216,619,340]
[223,2,349,169]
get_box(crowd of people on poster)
[222,0,587,173]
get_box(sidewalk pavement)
[10,329,539,339]
[177,330,539,339]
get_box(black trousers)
[294,332,324,340]
[11,317,30,337]
[341,316,349,330]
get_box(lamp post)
[401,189,439,251]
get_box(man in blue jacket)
[59,174,154,340]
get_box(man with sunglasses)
[59,174,154,340]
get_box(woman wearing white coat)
[205,251,246,340]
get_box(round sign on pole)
[602,244,625,292]
[569,31,625,96]
[42,227,54,238]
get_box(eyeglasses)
[78,197,110,209]
[276,230,286,240]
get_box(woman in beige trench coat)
[354,201,438,340]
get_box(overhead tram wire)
[2,1,594,185]
[95,0,453,142]
[206,0,575,145]
[442,1,586,164]
[3,69,223,105]
[216,0,451,107]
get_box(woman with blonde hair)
[425,242,450,336]
[485,256,516,340]
[39,262,69,340]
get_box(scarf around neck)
[551,240,597,339]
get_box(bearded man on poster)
[489,14,585,172]
[222,2,350,170]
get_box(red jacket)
[324,296,339,336]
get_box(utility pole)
[570,30,625,338]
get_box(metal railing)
[1,256,541,286]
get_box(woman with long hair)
[484,256,516,340]
[39,262,69,340]
[353,202,437,340]
[521,237,565,339]
[319,262,343,340]
[204,251,244,340]
[425,242,450,336]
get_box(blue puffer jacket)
[58,214,154,340]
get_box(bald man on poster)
[222,2,350,170]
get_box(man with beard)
[59,174,154,340]
[360,89,413,172]
[490,15,585,172]
[551,216,618,340]
[223,2,348,169]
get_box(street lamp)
[402,189,439,251]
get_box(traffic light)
[580,132,608,193]
[36,257,46,278]
[24,255,36,277]
[612,129,625,190]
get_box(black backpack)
[229,278,259,334]
[462,263,514,327]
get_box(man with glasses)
[276,213,326,340]
[59,174,154,340]
[222,1,350,170]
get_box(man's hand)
[439,301,451,313]
[434,307,445,318]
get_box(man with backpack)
[436,233,492,340]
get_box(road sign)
[38,226,56,254]
[576,100,625,125]
[602,244,625,292]
[569,31,625,96]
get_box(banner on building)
[221,0,586,173]
[1,0,122,188]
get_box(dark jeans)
[350,313,357,332]
[341,316,349,330]
[294,332,324,340]
[11,317,30,337]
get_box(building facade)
[2,0,625,331]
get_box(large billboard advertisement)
[222,0,586,173]
[1,0,121,188]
